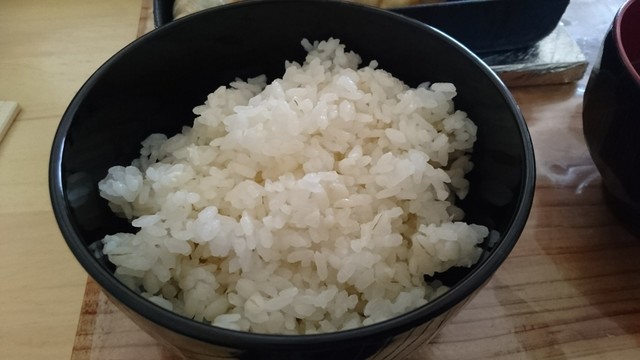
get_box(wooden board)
[71,0,640,359]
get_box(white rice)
[98,38,488,334]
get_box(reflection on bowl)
[50,1,535,359]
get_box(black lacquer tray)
[153,0,570,54]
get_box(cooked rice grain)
[98,38,488,334]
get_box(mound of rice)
[98,38,488,334]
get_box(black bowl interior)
[50,0,534,355]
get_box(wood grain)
[72,279,177,360]
[0,1,142,359]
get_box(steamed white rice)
[98,38,488,334]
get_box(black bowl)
[583,0,640,235]
[50,1,535,359]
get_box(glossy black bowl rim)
[49,0,535,350]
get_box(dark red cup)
[583,0,640,233]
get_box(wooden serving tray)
[71,1,640,359]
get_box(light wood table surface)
[0,1,142,359]
[2,0,640,359]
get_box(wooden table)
[0,1,142,359]
[1,1,639,359]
